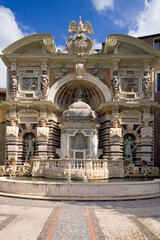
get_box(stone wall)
[0,122,5,165]
[0,107,6,123]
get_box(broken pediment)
[104,34,157,55]
[2,33,56,54]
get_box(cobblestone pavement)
[0,196,159,240]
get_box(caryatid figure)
[143,72,150,98]
[111,71,120,97]
[11,73,18,97]
[41,74,49,96]
[37,119,49,139]
[6,119,19,139]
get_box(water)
[4,176,155,183]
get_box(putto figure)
[111,71,120,97]
[11,73,18,97]
[41,74,49,96]
[68,16,93,35]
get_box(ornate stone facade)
[0,17,159,179]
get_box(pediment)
[2,33,56,54]
[104,34,157,55]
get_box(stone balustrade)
[32,158,124,179]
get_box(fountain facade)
[0,17,160,180]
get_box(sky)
[0,0,160,88]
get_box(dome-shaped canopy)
[62,100,97,119]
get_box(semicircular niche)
[55,80,105,110]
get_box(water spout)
[67,174,72,182]
[84,175,88,183]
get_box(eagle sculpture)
[68,16,94,35]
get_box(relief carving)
[90,64,108,85]
[22,77,38,91]
[53,64,70,82]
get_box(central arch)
[48,73,111,110]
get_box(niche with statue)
[123,133,136,163]
[22,133,35,163]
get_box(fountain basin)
[0,177,160,201]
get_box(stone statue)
[68,16,93,35]
[41,74,49,96]
[77,88,83,100]
[143,72,150,98]
[66,17,96,55]
[37,120,49,139]
[25,135,35,162]
[11,73,18,97]
[111,71,120,97]
[124,136,135,162]
[110,120,122,138]
[90,64,107,85]
[54,64,70,82]
[6,119,19,139]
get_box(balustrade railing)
[33,159,116,171]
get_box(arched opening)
[22,132,36,162]
[55,80,105,110]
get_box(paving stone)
[0,196,159,240]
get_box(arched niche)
[123,133,136,163]
[48,73,111,110]
[22,132,36,162]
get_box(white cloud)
[0,6,32,88]
[93,39,102,49]
[56,45,66,51]
[128,0,160,37]
[113,19,124,28]
[91,0,114,12]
